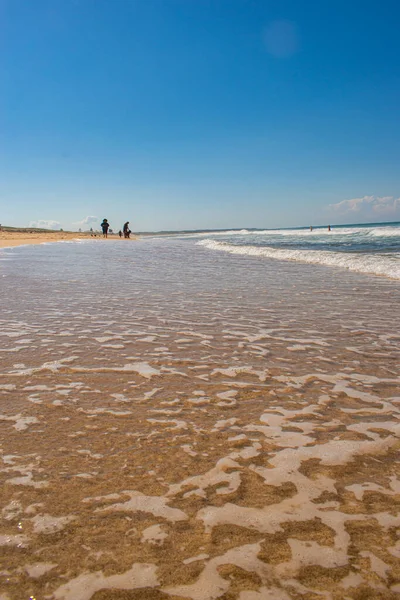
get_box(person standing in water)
[101,219,110,238]
[123,221,130,238]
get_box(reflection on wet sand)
[0,239,399,599]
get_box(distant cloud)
[263,20,299,58]
[73,215,99,229]
[29,219,61,230]
[329,196,400,218]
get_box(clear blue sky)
[1,0,400,231]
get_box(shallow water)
[1,238,400,599]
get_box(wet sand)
[0,238,399,599]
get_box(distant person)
[328,225,331,232]
[310,226,313,232]
[101,219,110,238]
[118,230,122,238]
[123,221,131,238]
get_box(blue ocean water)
[193,221,400,279]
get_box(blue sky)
[1,0,400,231]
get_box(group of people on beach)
[100,219,131,239]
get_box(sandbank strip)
[0,230,136,249]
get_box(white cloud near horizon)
[73,215,99,229]
[328,195,400,218]
[28,219,61,230]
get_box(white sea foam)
[87,490,188,522]
[239,588,292,599]
[25,562,57,578]
[183,553,209,565]
[0,534,29,547]
[32,515,76,535]
[165,543,267,599]
[0,414,38,431]
[2,500,23,520]
[368,226,400,237]
[196,225,400,238]
[198,239,400,279]
[52,563,159,600]
[141,524,168,546]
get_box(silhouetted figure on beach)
[101,219,110,238]
[118,230,122,238]
[123,222,131,238]
[328,225,331,232]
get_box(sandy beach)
[0,229,136,249]
[1,236,399,600]
[0,230,91,249]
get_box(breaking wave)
[198,239,400,280]
[196,225,400,238]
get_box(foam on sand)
[52,563,159,600]
[87,490,188,522]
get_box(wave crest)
[197,240,400,280]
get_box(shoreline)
[0,230,136,249]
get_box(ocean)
[192,221,400,280]
[0,224,399,599]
